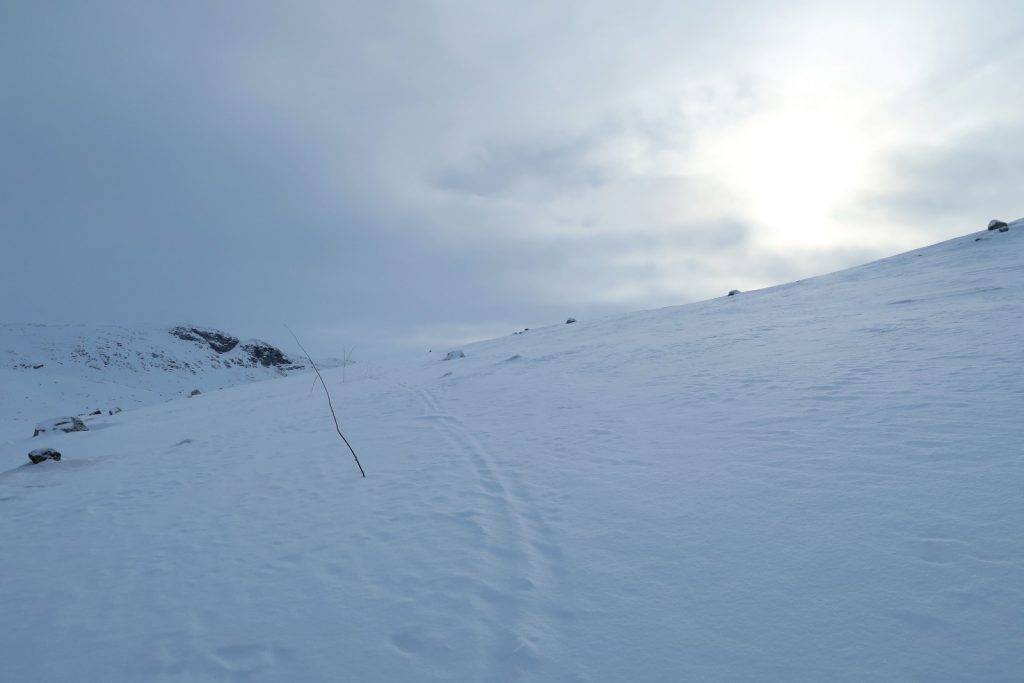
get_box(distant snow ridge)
[0,323,307,440]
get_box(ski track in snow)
[400,382,574,679]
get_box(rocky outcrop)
[241,340,293,368]
[33,416,87,437]
[169,327,240,353]
[169,327,299,370]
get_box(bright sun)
[701,105,872,249]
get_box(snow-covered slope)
[1,224,1022,681]
[0,324,304,441]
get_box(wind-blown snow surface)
[2,227,1023,681]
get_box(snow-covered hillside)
[0,324,304,441]
[1,224,1022,681]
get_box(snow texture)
[1,223,1022,681]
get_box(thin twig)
[285,325,366,478]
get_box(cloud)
[434,136,611,202]
[868,125,1024,228]
[1,1,1022,357]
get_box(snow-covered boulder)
[28,448,61,464]
[443,350,465,361]
[33,416,87,437]
[988,219,1008,231]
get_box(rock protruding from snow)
[988,219,1008,231]
[189,389,201,397]
[169,326,240,353]
[28,448,61,464]
[28,448,62,464]
[728,289,741,296]
[566,318,577,324]
[443,350,465,361]
[170,327,300,370]
[241,340,293,368]
[33,416,88,437]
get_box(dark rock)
[999,225,1009,233]
[28,448,62,464]
[191,328,239,353]
[108,407,122,415]
[566,318,576,324]
[728,290,741,296]
[988,219,1008,231]
[241,340,292,368]
[169,326,202,344]
[169,326,240,353]
[189,389,201,397]
[33,416,88,437]
[442,350,465,361]
[89,409,102,415]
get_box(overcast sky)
[2,1,1022,358]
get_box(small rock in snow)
[442,350,465,361]
[28,448,62,464]
[189,389,201,397]
[988,219,1008,231]
[728,290,741,296]
[566,318,577,324]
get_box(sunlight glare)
[702,105,872,249]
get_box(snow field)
[1,225,1022,681]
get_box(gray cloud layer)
[2,1,1022,356]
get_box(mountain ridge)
[0,323,307,440]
